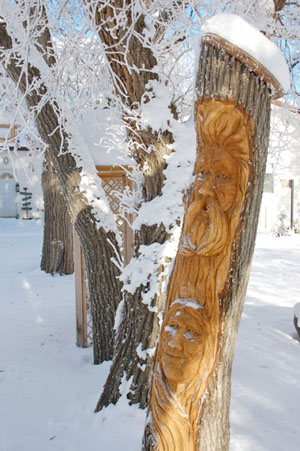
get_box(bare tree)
[41,153,74,275]
[0,6,122,364]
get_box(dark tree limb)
[0,20,122,364]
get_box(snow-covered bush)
[271,212,291,237]
[293,218,300,234]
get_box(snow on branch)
[0,1,123,234]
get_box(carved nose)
[198,174,216,198]
[169,330,183,351]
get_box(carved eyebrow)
[169,312,202,334]
[215,173,232,181]
[164,325,177,336]
[184,331,201,341]
[185,318,202,334]
[172,298,203,310]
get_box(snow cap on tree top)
[202,13,290,99]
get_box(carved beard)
[180,196,229,257]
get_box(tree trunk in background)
[0,22,122,365]
[93,3,174,410]
[96,222,170,411]
[144,37,274,450]
[41,155,74,275]
[95,130,174,411]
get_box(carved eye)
[196,174,205,183]
[184,329,201,342]
[164,325,177,337]
[197,167,209,177]
[215,174,231,184]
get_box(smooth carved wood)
[147,100,253,450]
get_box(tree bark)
[96,222,170,410]
[144,38,273,450]
[41,154,74,275]
[91,2,175,409]
[0,21,122,364]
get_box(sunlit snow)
[203,13,290,93]
[1,220,300,450]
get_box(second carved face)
[160,302,207,384]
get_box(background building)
[259,103,300,232]
[0,116,43,219]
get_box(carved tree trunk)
[0,22,122,365]
[144,34,280,450]
[41,155,74,275]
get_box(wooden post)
[96,166,134,265]
[0,124,17,143]
[75,166,134,348]
[74,228,88,348]
[290,179,294,230]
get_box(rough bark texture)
[96,222,170,411]
[0,22,122,364]
[95,129,173,407]
[94,3,157,106]
[144,40,272,450]
[41,155,74,275]
[92,1,172,198]
[293,314,300,339]
[273,0,287,12]
[93,2,175,409]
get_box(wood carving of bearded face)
[180,103,249,259]
[180,148,239,258]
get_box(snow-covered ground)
[1,219,299,451]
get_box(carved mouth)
[164,351,183,361]
[200,209,209,219]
